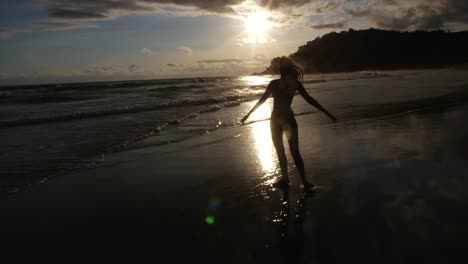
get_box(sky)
[1,0,467,85]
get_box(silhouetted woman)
[241,57,336,189]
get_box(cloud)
[3,0,468,40]
[253,54,268,62]
[198,59,244,64]
[30,21,97,31]
[128,64,142,72]
[311,20,348,29]
[171,57,268,77]
[314,0,342,14]
[140,47,155,55]
[343,2,371,17]
[38,0,343,27]
[143,0,245,13]
[258,0,313,10]
[359,0,468,30]
[45,0,154,20]
[0,29,12,39]
[167,63,184,67]
[41,0,341,21]
[84,66,116,74]
[178,46,193,55]
[83,64,144,75]
[260,0,468,31]
[0,21,96,39]
[43,0,245,21]
[49,10,108,20]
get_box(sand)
[1,98,468,263]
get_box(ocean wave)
[0,76,237,93]
[303,79,328,84]
[0,94,251,128]
[324,72,392,82]
[147,83,218,93]
[0,94,103,104]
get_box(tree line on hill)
[257,28,468,74]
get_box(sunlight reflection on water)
[241,75,272,86]
[249,101,277,186]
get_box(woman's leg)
[270,117,288,180]
[286,117,311,186]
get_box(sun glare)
[243,11,273,44]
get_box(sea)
[1,69,467,193]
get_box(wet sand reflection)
[275,189,316,263]
[248,101,278,185]
[260,107,468,263]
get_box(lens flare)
[205,216,215,225]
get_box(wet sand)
[1,98,468,263]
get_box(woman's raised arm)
[297,83,336,122]
[241,81,274,124]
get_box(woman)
[241,57,336,189]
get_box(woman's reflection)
[277,189,315,262]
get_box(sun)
[243,11,273,44]
[245,11,271,35]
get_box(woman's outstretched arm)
[241,81,273,124]
[297,83,336,122]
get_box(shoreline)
[1,68,468,197]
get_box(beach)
[1,69,468,263]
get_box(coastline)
[2,68,468,197]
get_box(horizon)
[0,72,258,87]
[1,1,468,86]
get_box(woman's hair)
[279,56,304,82]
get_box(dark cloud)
[3,0,468,40]
[36,0,468,33]
[258,0,312,10]
[368,0,468,30]
[44,0,245,20]
[198,59,243,63]
[257,0,467,31]
[373,8,420,30]
[45,0,150,20]
[311,20,348,29]
[50,10,108,19]
[142,0,244,13]
[42,0,345,21]
[2,0,249,38]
